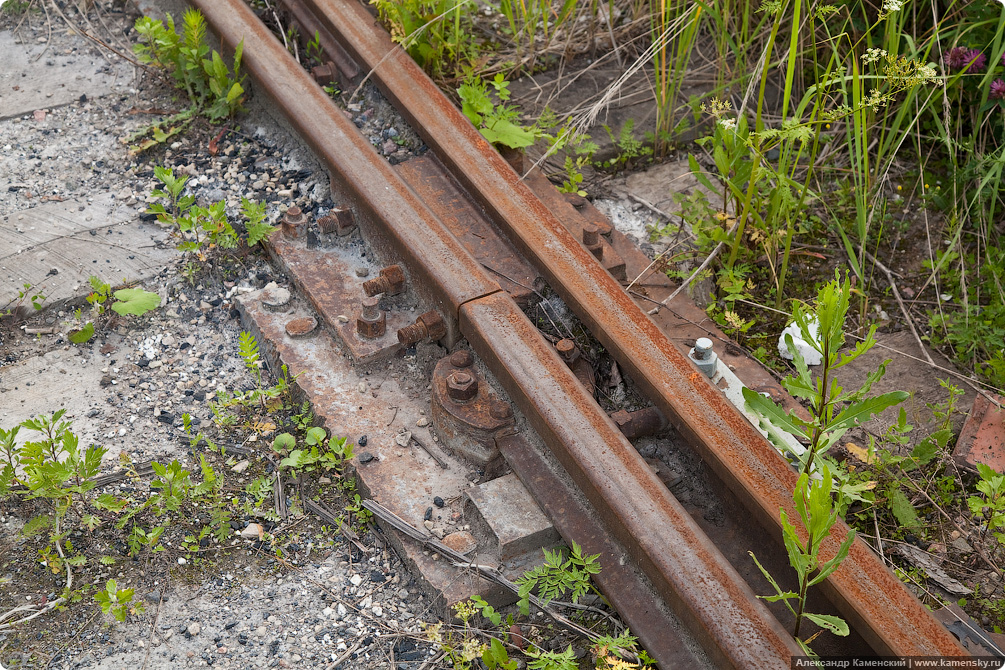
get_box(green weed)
[132,9,244,152]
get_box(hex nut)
[446,371,478,402]
[281,206,307,239]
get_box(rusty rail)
[190,0,805,667]
[290,0,966,658]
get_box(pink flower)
[991,79,1005,100]
[966,48,987,73]
[945,46,970,70]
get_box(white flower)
[862,48,888,64]
[882,0,904,12]
[718,118,737,132]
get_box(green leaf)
[482,637,517,670]
[688,153,719,193]
[68,322,95,344]
[827,392,910,434]
[803,612,850,636]
[305,427,326,446]
[272,432,296,452]
[911,429,950,465]
[95,493,129,513]
[887,488,920,528]
[742,386,810,440]
[810,528,856,586]
[111,289,161,316]
[481,118,536,149]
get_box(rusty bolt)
[447,371,478,402]
[363,265,406,297]
[311,61,337,85]
[281,206,306,239]
[489,402,512,420]
[555,339,580,365]
[450,350,473,368]
[317,208,355,236]
[356,296,386,339]
[582,224,603,260]
[397,310,446,346]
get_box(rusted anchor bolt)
[317,208,355,236]
[281,206,306,239]
[688,337,718,378]
[450,350,473,368]
[397,310,446,346]
[311,61,337,85]
[555,339,581,365]
[363,265,406,297]
[446,371,478,402]
[582,224,604,260]
[489,402,513,420]
[356,296,386,339]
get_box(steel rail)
[277,0,966,658]
[189,1,803,667]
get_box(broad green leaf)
[481,118,536,149]
[688,153,719,193]
[68,322,95,344]
[827,392,909,434]
[111,288,161,316]
[305,427,327,446]
[977,462,999,482]
[803,612,850,636]
[742,386,810,440]
[272,432,295,452]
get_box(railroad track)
[186,0,969,666]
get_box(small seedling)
[94,579,143,622]
[750,465,855,652]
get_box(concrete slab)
[0,30,128,120]
[464,473,559,562]
[0,193,175,308]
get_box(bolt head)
[489,403,512,420]
[450,350,473,368]
[446,371,477,401]
[555,339,579,364]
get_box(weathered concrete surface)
[0,193,175,308]
[0,30,130,120]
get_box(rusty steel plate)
[301,0,965,655]
[266,235,413,362]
